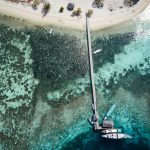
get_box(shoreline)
[0,0,150,31]
[90,0,150,31]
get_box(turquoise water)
[0,8,150,149]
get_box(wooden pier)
[86,16,97,115]
[85,17,132,139]
[86,16,100,130]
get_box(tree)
[43,1,51,15]
[93,0,104,8]
[87,9,93,17]
[124,0,134,7]
[95,0,100,5]
[72,8,82,16]
[59,6,64,13]
[32,0,40,9]
[76,8,82,16]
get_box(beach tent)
[67,3,75,11]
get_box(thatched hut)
[67,3,75,11]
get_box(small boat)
[101,128,121,134]
[102,133,132,139]
[93,48,102,54]
[49,28,53,34]
[104,104,116,120]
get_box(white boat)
[102,133,132,139]
[101,129,121,134]
[49,28,53,34]
[93,48,102,54]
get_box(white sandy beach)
[0,0,150,31]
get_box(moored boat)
[101,128,121,134]
[49,28,53,34]
[102,133,132,139]
[93,48,102,54]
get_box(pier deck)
[86,16,101,130]
[86,16,97,115]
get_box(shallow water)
[0,7,150,150]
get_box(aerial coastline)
[0,0,149,31]
[0,0,150,149]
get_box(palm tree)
[94,0,104,8]
[87,9,93,17]
[76,8,82,16]
[59,6,64,13]
[32,0,40,9]
[43,2,51,15]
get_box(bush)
[87,9,93,17]
[43,2,51,15]
[72,8,82,16]
[59,6,64,13]
[32,0,40,8]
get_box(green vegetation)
[32,0,40,8]
[87,9,93,17]
[93,0,104,8]
[94,0,104,5]
[43,1,51,15]
[73,8,82,16]
[59,6,64,13]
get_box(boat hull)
[101,129,121,134]
[102,133,132,139]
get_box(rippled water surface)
[0,6,150,150]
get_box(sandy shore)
[0,0,149,31]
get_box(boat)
[104,104,116,120]
[101,128,121,134]
[93,48,102,54]
[49,28,53,34]
[102,133,132,139]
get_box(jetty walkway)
[86,16,97,115]
[86,16,102,130]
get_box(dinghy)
[93,48,102,54]
[49,28,53,34]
